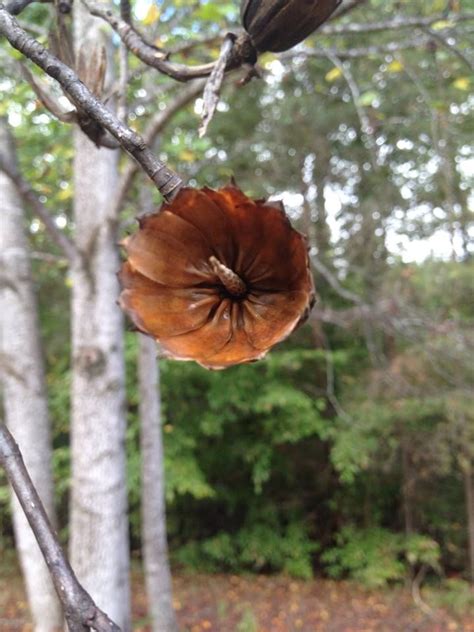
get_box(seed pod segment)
[241,0,341,53]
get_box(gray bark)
[138,335,178,632]
[69,5,131,628]
[0,120,62,632]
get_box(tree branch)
[0,121,79,264]
[80,0,218,81]
[330,0,367,21]
[310,255,363,305]
[320,11,474,36]
[283,37,430,61]
[0,5,184,200]
[5,0,47,15]
[113,79,205,215]
[422,26,474,71]
[0,422,122,632]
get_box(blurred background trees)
[0,0,473,627]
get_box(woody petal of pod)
[119,262,219,338]
[243,290,310,350]
[119,185,315,370]
[159,299,234,363]
[163,188,236,266]
[124,210,216,287]
[241,0,341,53]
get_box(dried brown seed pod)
[241,0,341,53]
[119,185,315,370]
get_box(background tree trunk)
[138,335,178,632]
[0,119,62,632]
[69,5,131,627]
[463,461,474,586]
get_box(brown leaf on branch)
[119,185,315,369]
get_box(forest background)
[0,0,473,630]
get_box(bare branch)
[19,61,121,148]
[0,422,122,632]
[80,0,258,81]
[113,79,205,215]
[0,122,79,263]
[324,51,378,166]
[320,11,474,36]
[310,255,363,305]
[0,6,184,200]
[330,0,367,21]
[283,37,430,61]
[199,34,235,138]
[422,26,474,71]
[5,0,49,15]
[19,62,77,122]
[80,0,215,80]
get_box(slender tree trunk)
[0,120,62,631]
[401,439,415,535]
[138,335,178,632]
[69,5,131,628]
[463,461,474,585]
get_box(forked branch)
[0,5,184,200]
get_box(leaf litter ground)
[1,561,473,631]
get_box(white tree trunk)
[69,6,131,628]
[138,335,178,632]
[0,121,62,632]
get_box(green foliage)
[236,607,258,632]
[322,527,441,588]
[427,578,474,615]
[176,518,317,579]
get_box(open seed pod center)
[209,255,248,298]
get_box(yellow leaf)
[57,188,72,202]
[142,4,160,26]
[179,149,195,162]
[386,60,404,73]
[453,77,470,91]
[431,20,454,31]
[260,52,277,67]
[325,67,342,82]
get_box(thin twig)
[0,6,184,200]
[0,123,79,263]
[199,34,235,138]
[283,37,431,61]
[324,51,378,167]
[330,0,367,20]
[19,62,77,122]
[117,42,129,123]
[422,26,474,71]
[310,255,363,305]
[0,422,122,632]
[80,0,216,81]
[320,12,474,36]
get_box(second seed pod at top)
[241,0,341,53]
